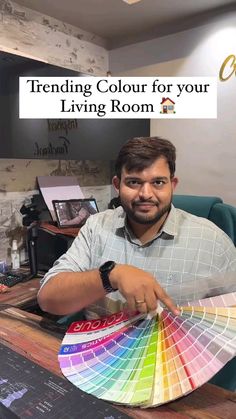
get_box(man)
[38,137,236,319]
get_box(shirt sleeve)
[39,219,93,289]
[216,232,236,272]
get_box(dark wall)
[0,52,150,160]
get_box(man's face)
[113,157,178,226]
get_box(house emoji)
[160,97,175,114]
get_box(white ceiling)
[16,0,236,48]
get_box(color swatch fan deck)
[58,296,236,407]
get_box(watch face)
[100,261,115,273]
[99,261,117,293]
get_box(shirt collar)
[115,206,126,229]
[115,204,178,238]
[161,204,178,237]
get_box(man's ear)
[171,177,179,191]
[112,176,120,193]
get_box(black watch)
[99,261,117,294]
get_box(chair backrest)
[172,195,223,218]
[209,203,236,245]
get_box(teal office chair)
[173,195,236,243]
[227,204,236,245]
[209,357,236,391]
[209,203,235,244]
[172,195,223,218]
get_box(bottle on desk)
[11,240,20,270]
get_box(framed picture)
[52,199,98,228]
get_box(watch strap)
[99,261,117,294]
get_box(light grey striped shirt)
[40,205,236,318]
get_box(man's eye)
[127,180,140,186]
[153,180,165,187]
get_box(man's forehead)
[121,157,170,176]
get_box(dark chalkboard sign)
[0,50,149,160]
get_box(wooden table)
[0,305,236,419]
[0,277,40,307]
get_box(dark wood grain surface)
[0,277,40,306]
[0,306,236,418]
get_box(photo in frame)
[52,199,98,228]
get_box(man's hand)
[109,264,179,315]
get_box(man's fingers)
[133,294,147,313]
[154,284,180,315]
[118,271,179,316]
[144,291,158,312]
[135,301,148,314]
[126,293,148,314]
[125,294,137,312]
[132,291,157,314]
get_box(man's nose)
[139,182,153,199]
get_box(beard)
[120,197,172,225]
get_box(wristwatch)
[99,261,117,293]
